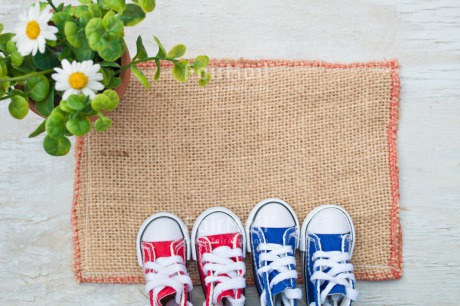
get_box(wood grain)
[0,0,459,305]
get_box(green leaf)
[139,0,155,12]
[27,75,49,102]
[33,46,60,70]
[102,89,119,111]
[0,23,3,34]
[43,135,71,156]
[63,4,72,13]
[91,93,110,111]
[131,65,149,89]
[59,100,74,113]
[0,58,7,76]
[8,95,29,119]
[94,115,112,132]
[73,47,95,62]
[66,94,88,111]
[192,55,209,74]
[74,5,90,18]
[96,0,109,10]
[6,40,23,66]
[134,35,148,60]
[51,12,72,31]
[100,67,114,87]
[154,59,161,81]
[0,33,13,50]
[107,76,122,89]
[103,11,124,39]
[64,22,82,48]
[99,61,121,68]
[119,3,146,26]
[91,91,118,111]
[46,112,67,138]
[167,44,186,59]
[12,56,37,74]
[105,0,126,12]
[66,116,91,136]
[29,120,46,138]
[35,87,55,117]
[78,0,93,4]
[47,40,57,47]
[153,36,166,59]
[87,36,107,55]
[0,59,9,96]
[172,60,191,83]
[78,14,92,28]
[85,18,105,51]
[58,45,74,62]
[199,72,211,87]
[98,38,125,61]
[88,3,102,17]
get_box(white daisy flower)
[52,59,104,100]
[12,4,58,56]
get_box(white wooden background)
[1,0,459,305]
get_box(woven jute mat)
[72,59,402,285]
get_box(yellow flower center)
[68,72,88,90]
[26,20,41,40]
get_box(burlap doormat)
[72,59,402,285]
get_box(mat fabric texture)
[72,59,402,285]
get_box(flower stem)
[46,0,58,12]
[116,57,178,74]
[0,68,54,83]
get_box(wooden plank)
[0,0,459,304]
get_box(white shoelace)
[310,251,358,306]
[144,255,193,306]
[202,246,246,306]
[257,243,302,306]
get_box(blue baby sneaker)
[300,205,358,306]
[246,198,302,306]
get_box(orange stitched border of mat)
[71,59,402,283]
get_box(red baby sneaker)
[191,207,247,306]
[137,212,193,306]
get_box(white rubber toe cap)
[196,211,241,237]
[191,207,246,260]
[137,212,191,267]
[142,216,185,242]
[306,206,352,234]
[251,202,297,228]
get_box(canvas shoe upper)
[137,212,193,306]
[191,207,247,306]
[246,198,302,306]
[300,205,358,306]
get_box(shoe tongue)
[260,227,290,245]
[315,233,349,252]
[205,232,242,248]
[314,234,350,299]
[204,233,244,304]
[142,240,181,260]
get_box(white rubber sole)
[136,212,191,267]
[299,204,356,254]
[245,198,300,252]
[191,207,246,261]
